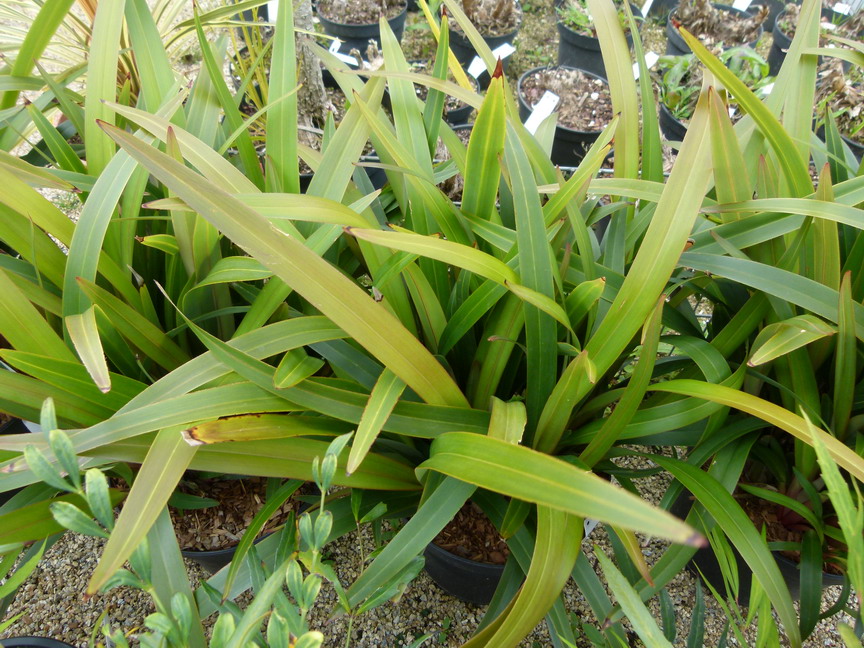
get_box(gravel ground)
[1,456,856,647]
[1,2,857,647]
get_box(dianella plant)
[0,0,861,644]
[637,1,864,644]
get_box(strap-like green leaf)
[652,456,801,647]
[419,432,702,544]
[99,121,468,407]
[651,380,864,483]
[347,369,406,475]
[748,315,836,366]
[66,307,112,393]
[88,427,197,593]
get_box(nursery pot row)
[516,66,611,167]
[0,639,74,647]
[556,4,643,79]
[666,3,763,56]
[317,5,408,56]
[235,1,408,58]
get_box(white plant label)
[761,82,775,96]
[641,0,654,16]
[732,0,753,10]
[584,518,600,537]
[633,51,660,79]
[267,0,279,20]
[524,91,560,134]
[329,38,359,65]
[833,2,851,14]
[467,56,487,78]
[729,106,737,118]
[492,42,517,60]
[821,20,839,29]
[467,43,516,79]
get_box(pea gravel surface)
[2,457,855,647]
[0,2,856,646]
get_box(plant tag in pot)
[524,91,560,134]
[832,2,851,14]
[268,0,278,20]
[732,0,753,10]
[641,0,654,16]
[467,43,516,79]
[584,518,600,537]
[329,39,360,65]
[492,42,517,60]
[633,52,660,79]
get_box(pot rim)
[667,2,764,47]
[516,64,612,135]
[424,539,508,574]
[555,2,643,38]
[316,1,408,29]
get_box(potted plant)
[654,47,774,141]
[170,475,307,573]
[626,6,864,642]
[316,0,409,57]
[815,57,864,161]
[517,65,615,165]
[556,0,643,78]
[3,0,722,643]
[409,59,481,124]
[767,2,863,74]
[6,0,863,643]
[447,0,523,75]
[666,0,768,55]
[422,500,508,605]
[82,7,728,644]
[33,434,419,648]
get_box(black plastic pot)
[767,7,854,76]
[409,60,480,125]
[293,158,387,193]
[448,17,521,88]
[666,4,764,56]
[180,484,320,574]
[841,135,864,163]
[423,541,506,605]
[672,492,845,606]
[766,9,793,76]
[182,542,252,574]
[317,4,408,56]
[0,639,75,647]
[816,125,864,164]
[516,66,610,166]
[759,0,787,32]
[643,0,679,18]
[658,101,688,142]
[556,5,642,79]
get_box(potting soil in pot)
[410,60,478,124]
[452,0,523,38]
[171,476,302,552]
[816,58,863,151]
[316,0,407,24]
[520,67,614,132]
[672,0,767,48]
[432,501,509,564]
